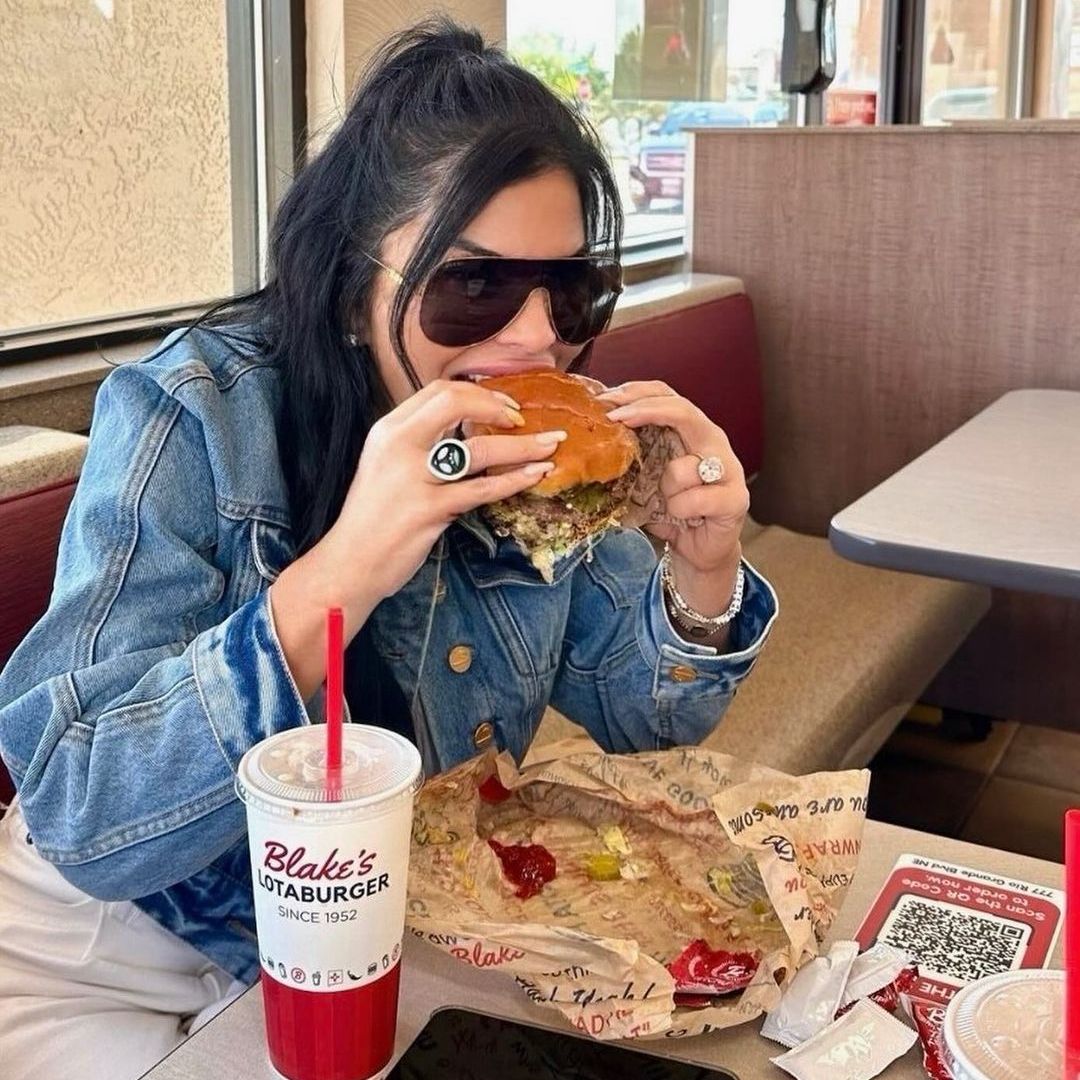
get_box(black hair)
[199,19,622,730]
[224,17,622,554]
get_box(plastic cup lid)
[943,969,1064,1080]
[236,724,422,815]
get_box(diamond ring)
[697,456,725,485]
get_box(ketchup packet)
[833,942,919,1019]
[901,994,953,1080]
[665,940,759,996]
[855,963,918,1015]
[771,999,918,1080]
[838,943,911,1010]
[760,940,860,1048]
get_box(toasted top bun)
[474,370,640,497]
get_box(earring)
[345,333,360,347]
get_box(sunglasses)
[369,254,623,348]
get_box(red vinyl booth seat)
[0,477,80,805]
[588,293,765,478]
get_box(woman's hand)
[601,381,749,620]
[332,379,563,602]
[270,379,562,697]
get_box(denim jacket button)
[448,645,473,673]
[472,721,495,749]
[670,664,697,683]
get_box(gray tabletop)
[829,389,1080,597]
[144,819,1063,1080]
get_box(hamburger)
[472,370,641,581]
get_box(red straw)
[1067,808,1080,1079]
[325,607,344,800]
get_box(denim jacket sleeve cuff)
[191,590,312,770]
[638,556,779,703]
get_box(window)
[507,2,795,251]
[921,1,1019,122]
[0,2,298,352]
[1044,0,1080,117]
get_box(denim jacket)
[0,329,778,983]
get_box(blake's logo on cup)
[245,804,413,994]
[256,841,392,905]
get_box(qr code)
[877,894,1030,984]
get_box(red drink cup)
[236,725,422,1080]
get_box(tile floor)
[867,714,1080,863]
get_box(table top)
[829,389,1080,598]
[144,819,1064,1080]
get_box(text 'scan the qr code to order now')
[854,852,1064,1004]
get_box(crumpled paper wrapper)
[406,745,870,1041]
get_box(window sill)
[612,271,745,331]
[0,273,745,431]
[0,339,146,432]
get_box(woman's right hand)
[331,378,563,602]
[269,380,563,698]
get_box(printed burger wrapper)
[623,423,690,531]
[406,744,870,1041]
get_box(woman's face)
[368,168,589,405]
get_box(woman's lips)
[450,362,556,382]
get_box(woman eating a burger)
[0,19,777,1080]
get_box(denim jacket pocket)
[251,519,295,585]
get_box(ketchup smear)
[487,839,557,899]
[478,774,513,804]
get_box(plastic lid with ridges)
[943,969,1064,1080]
[236,725,422,818]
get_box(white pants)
[0,800,246,1080]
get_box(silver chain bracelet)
[660,543,745,638]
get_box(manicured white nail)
[535,430,568,446]
[524,461,556,476]
[492,391,520,409]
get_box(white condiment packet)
[839,942,912,1009]
[761,939,860,1048]
[771,999,919,1080]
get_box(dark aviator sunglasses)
[367,253,624,348]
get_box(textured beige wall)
[343,1,505,92]
[1,1,233,333]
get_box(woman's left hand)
[601,381,749,611]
